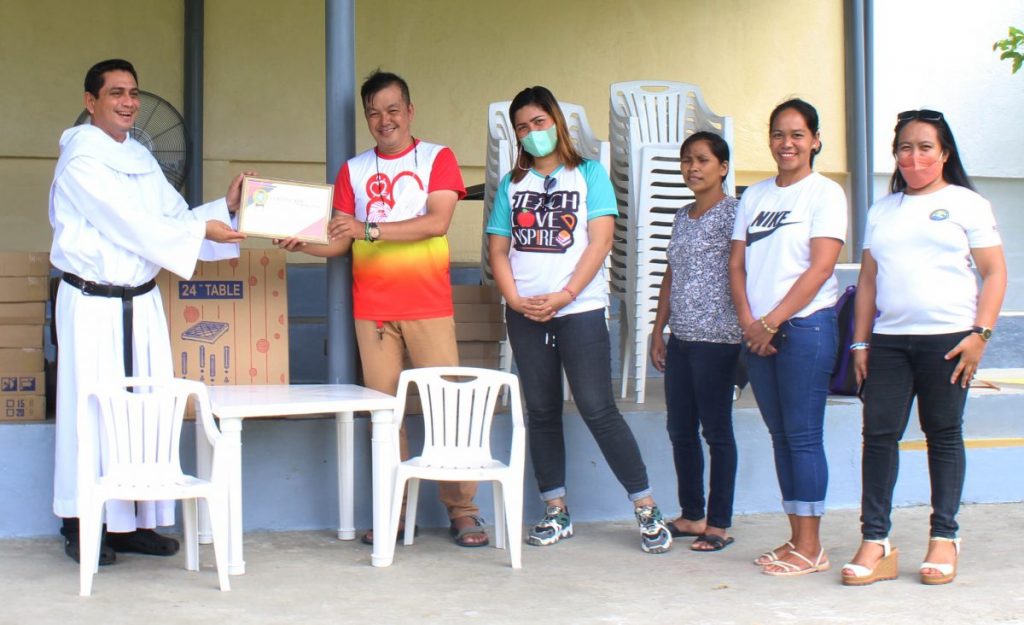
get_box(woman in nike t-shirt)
[728,98,847,576]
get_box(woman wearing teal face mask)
[486,86,673,554]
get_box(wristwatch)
[971,326,993,342]
[367,222,381,242]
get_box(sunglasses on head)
[897,109,944,123]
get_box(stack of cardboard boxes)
[453,285,504,369]
[0,253,50,423]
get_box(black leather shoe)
[60,519,116,565]
[105,529,180,556]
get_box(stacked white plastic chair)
[389,367,526,568]
[482,100,611,397]
[76,377,230,596]
[609,81,734,403]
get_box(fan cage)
[74,90,190,191]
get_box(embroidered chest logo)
[745,210,798,246]
[364,170,424,223]
[929,209,950,221]
[510,186,581,253]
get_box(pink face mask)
[897,152,944,190]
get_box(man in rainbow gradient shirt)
[281,70,486,547]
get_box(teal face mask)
[520,125,558,158]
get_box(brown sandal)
[449,515,489,548]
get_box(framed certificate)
[238,177,334,244]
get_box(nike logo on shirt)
[746,210,799,246]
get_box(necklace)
[375,137,419,183]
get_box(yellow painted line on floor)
[900,438,1024,451]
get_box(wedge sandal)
[841,538,899,586]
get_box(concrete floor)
[1,503,1021,625]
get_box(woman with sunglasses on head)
[650,131,741,552]
[487,86,672,554]
[728,98,847,576]
[840,110,1006,586]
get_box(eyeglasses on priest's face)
[897,109,944,123]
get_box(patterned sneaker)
[527,505,573,546]
[635,505,673,554]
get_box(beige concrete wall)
[354,0,848,182]
[1,0,848,262]
[0,0,186,252]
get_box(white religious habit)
[49,123,239,532]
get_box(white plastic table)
[195,384,399,573]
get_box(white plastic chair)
[76,377,230,596]
[624,145,695,403]
[608,81,734,401]
[389,367,525,568]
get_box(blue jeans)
[664,337,740,529]
[745,307,837,517]
[860,331,970,540]
[506,308,652,502]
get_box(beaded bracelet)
[849,342,870,351]
[759,316,778,335]
[562,286,577,301]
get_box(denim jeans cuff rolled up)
[539,487,567,503]
[783,499,826,517]
[627,488,653,503]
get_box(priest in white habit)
[49,59,248,564]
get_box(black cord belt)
[61,273,157,377]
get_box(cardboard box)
[457,341,500,361]
[454,303,503,323]
[455,323,505,342]
[457,341,501,369]
[451,287,503,368]
[458,356,501,369]
[0,348,44,371]
[0,371,44,394]
[0,252,50,277]
[0,393,46,422]
[0,302,46,325]
[451,285,501,304]
[0,325,42,348]
[0,277,48,302]
[157,249,289,386]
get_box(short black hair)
[360,69,410,109]
[681,131,730,165]
[770,98,822,167]
[84,59,138,97]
